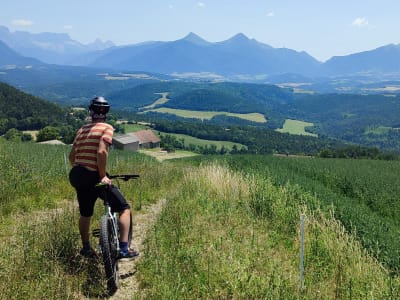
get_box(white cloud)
[12,19,34,26]
[63,25,73,30]
[266,11,275,17]
[197,2,205,8]
[352,17,369,28]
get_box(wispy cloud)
[352,17,369,28]
[168,4,174,9]
[63,25,73,30]
[197,2,205,8]
[12,19,34,26]
[266,11,275,17]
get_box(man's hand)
[100,175,112,185]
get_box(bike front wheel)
[100,215,119,294]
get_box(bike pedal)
[92,229,100,237]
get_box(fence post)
[300,213,305,290]
[63,152,68,174]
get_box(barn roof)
[134,129,161,144]
[113,132,139,145]
[38,139,65,145]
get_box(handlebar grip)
[108,174,140,180]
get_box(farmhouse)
[112,129,160,151]
[134,129,161,149]
[112,133,139,151]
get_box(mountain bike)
[94,174,139,293]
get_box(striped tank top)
[72,122,114,171]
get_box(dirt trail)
[109,198,166,299]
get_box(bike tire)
[100,215,119,294]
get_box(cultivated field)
[145,107,267,123]
[159,132,247,151]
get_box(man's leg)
[118,208,139,258]
[79,216,96,257]
[79,216,91,245]
[119,208,130,243]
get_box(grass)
[276,119,317,137]
[2,139,400,298]
[22,130,39,140]
[0,140,182,298]
[142,92,170,109]
[144,107,267,123]
[365,125,392,135]
[139,148,199,162]
[158,132,247,151]
[138,163,400,298]
[121,123,149,133]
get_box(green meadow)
[145,107,267,123]
[158,132,247,151]
[276,119,317,137]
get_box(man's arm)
[97,139,111,184]
[68,146,76,165]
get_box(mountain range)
[1,25,400,80]
[0,25,114,65]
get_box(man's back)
[73,122,114,171]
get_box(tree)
[36,126,60,142]
[4,128,22,142]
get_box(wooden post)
[300,213,305,290]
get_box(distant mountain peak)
[226,33,250,43]
[218,33,257,46]
[181,32,210,46]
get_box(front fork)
[93,208,120,255]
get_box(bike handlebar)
[108,174,140,181]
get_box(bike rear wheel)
[100,215,119,294]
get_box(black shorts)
[69,165,130,217]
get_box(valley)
[2,21,400,299]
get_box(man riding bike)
[68,96,139,259]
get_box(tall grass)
[3,139,400,298]
[0,140,180,299]
[138,163,400,298]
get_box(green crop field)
[188,154,400,271]
[276,119,317,137]
[159,132,247,151]
[145,107,267,123]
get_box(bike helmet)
[89,96,110,119]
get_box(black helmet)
[89,96,110,120]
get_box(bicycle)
[93,174,139,293]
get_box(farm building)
[112,133,140,151]
[112,129,160,151]
[134,129,161,149]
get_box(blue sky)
[1,0,399,62]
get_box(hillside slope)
[0,81,66,134]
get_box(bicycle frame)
[95,174,139,294]
[102,195,121,254]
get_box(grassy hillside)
[187,154,400,272]
[2,139,400,298]
[0,81,67,135]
